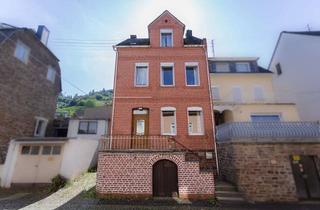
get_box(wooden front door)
[153,160,178,197]
[291,155,320,200]
[132,109,149,149]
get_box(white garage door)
[12,144,64,183]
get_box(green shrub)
[95,94,103,100]
[85,100,95,107]
[49,175,67,192]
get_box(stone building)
[0,23,62,162]
[97,11,216,199]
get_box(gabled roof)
[148,10,185,31]
[73,105,112,120]
[0,23,59,61]
[268,30,320,69]
[283,31,320,37]
[116,38,150,46]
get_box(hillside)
[56,89,113,117]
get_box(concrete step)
[216,190,244,198]
[216,196,246,202]
[215,185,237,192]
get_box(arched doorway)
[152,160,178,197]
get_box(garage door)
[12,144,64,184]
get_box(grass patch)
[81,187,97,199]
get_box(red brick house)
[97,11,216,199]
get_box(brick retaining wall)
[218,140,320,202]
[96,151,215,199]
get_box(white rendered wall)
[59,138,99,179]
[67,119,108,139]
[270,33,320,121]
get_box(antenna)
[307,24,311,31]
[211,39,215,57]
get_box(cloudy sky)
[1,0,319,95]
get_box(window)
[135,63,148,86]
[160,29,173,47]
[21,146,30,155]
[215,63,230,72]
[34,117,48,137]
[161,63,174,86]
[161,107,176,135]
[211,86,220,100]
[185,63,199,86]
[46,66,56,83]
[276,63,282,75]
[52,146,61,155]
[30,146,40,155]
[253,86,264,101]
[206,152,213,160]
[14,40,30,64]
[188,107,204,135]
[232,87,242,102]
[235,62,250,72]
[42,146,52,155]
[251,115,281,122]
[42,145,61,155]
[78,121,98,134]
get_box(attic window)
[160,29,173,47]
[165,19,168,23]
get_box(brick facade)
[218,140,320,202]
[97,151,215,199]
[0,29,61,162]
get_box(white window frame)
[185,62,200,86]
[14,40,30,64]
[235,62,250,72]
[187,107,204,135]
[78,120,98,135]
[211,86,220,100]
[134,63,149,87]
[47,66,56,84]
[253,85,264,101]
[160,107,177,136]
[215,63,230,72]
[232,86,242,102]
[34,116,48,137]
[160,29,173,47]
[160,62,175,87]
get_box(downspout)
[109,46,119,148]
[203,41,220,176]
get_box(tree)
[85,100,95,107]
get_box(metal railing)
[216,122,320,142]
[99,135,178,151]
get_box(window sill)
[186,85,201,87]
[134,85,149,88]
[160,85,175,87]
[188,133,205,136]
[77,133,97,135]
[161,133,176,136]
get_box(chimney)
[36,25,50,46]
[130,35,137,39]
[186,30,192,38]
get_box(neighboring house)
[67,105,111,140]
[209,57,299,125]
[269,31,320,121]
[212,58,320,202]
[1,106,112,187]
[0,23,62,163]
[97,11,216,199]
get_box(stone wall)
[0,30,61,162]
[96,151,215,199]
[217,140,320,202]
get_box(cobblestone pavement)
[56,191,320,210]
[20,172,96,210]
[0,186,51,210]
